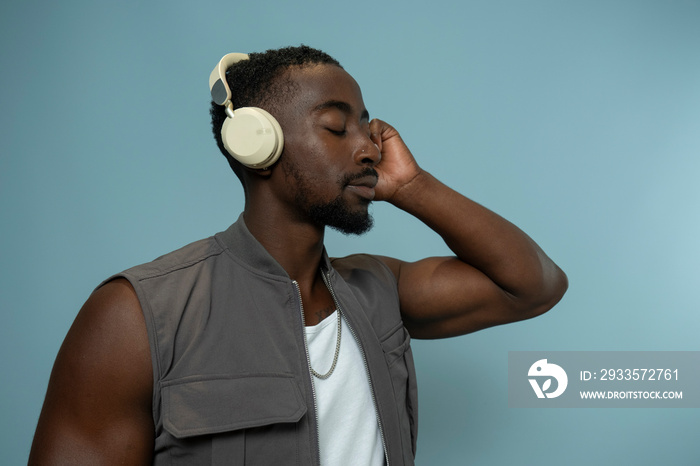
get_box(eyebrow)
[313,100,370,122]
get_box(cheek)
[284,132,323,163]
[288,142,337,177]
[281,130,348,186]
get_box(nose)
[354,140,381,166]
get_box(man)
[30,45,567,465]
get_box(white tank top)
[305,311,385,465]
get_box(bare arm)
[370,119,568,339]
[29,278,154,465]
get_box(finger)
[369,119,384,152]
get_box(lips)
[346,174,378,200]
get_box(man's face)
[271,64,381,235]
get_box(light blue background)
[2,1,699,464]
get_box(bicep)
[29,278,154,465]
[377,256,529,339]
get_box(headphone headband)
[209,53,250,106]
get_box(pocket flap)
[162,374,307,438]
[380,324,411,367]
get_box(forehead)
[283,64,366,117]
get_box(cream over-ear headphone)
[209,53,284,169]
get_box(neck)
[243,209,326,284]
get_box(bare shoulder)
[29,278,154,464]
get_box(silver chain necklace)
[295,272,342,380]
[309,307,341,379]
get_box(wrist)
[386,169,433,210]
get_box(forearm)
[390,169,567,308]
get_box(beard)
[283,161,375,235]
[307,193,374,235]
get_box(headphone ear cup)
[221,107,284,169]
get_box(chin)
[327,214,374,236]
[309,199,374,236]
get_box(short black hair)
[209,45,342,185]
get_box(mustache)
[342,167,378,185]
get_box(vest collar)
[215,214,333,279]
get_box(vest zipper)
[292,280,322,466]
[320,270,390,466]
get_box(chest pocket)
[159,374,307,465]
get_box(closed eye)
[327,128,346,136]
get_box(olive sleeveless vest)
[106,216,418,465]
